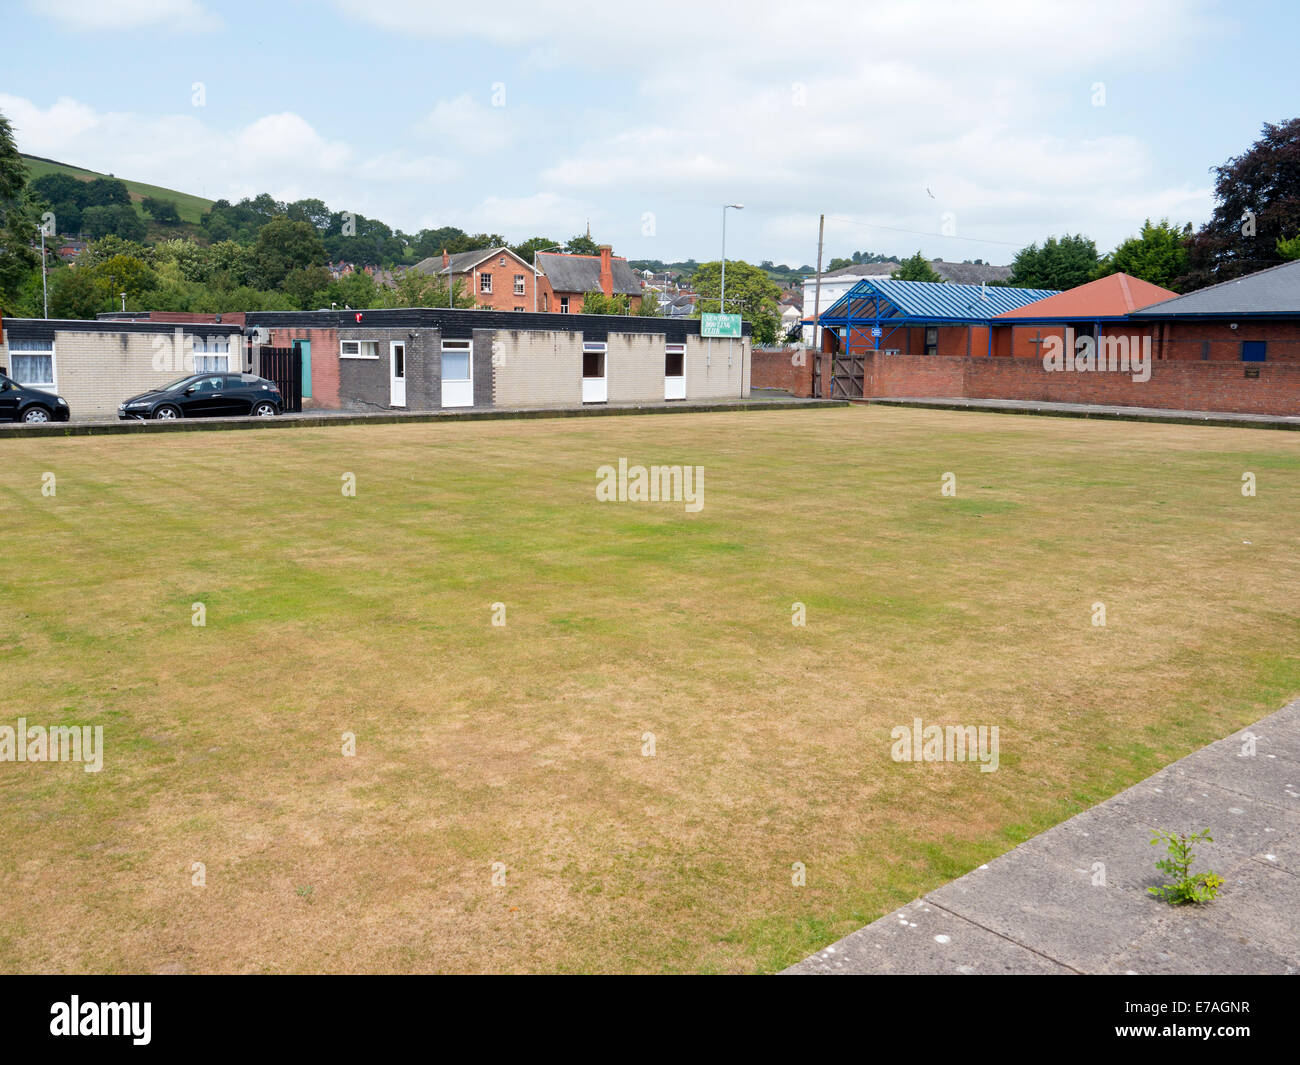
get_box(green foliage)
[1185,118,1300,289]
[1009,233,1099,290]
[637,288,660,316]
[252,217,328,290]
[82,203,147,241]
[580,290,630,315]
[1277,233,1300,261]
[386,269,475,309]
[891,250,942,282]
[565,233,601,256]
[690,259,781,344]
[513,236,563,263]
[0,110,41,315]
[1148,829,1223,905]
[141,196,181,226]
[1093,219,1191,291]
[48,266,107,317]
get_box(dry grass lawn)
[1,405,1297,972]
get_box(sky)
[1,0,1296,269]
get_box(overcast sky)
[2,0,1295,267]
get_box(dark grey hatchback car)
[119,372,284,420]
[0,369,71,423]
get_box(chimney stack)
[442,248,450,269]
[598,244,613,297]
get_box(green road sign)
[701,312,742,338]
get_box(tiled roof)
[1127,260,1300,318]
[994,273,1179,320]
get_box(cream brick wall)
[489,328,750,408]
[490,329,584,408]
[0,329,246,420]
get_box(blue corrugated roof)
[818,278,1060,324]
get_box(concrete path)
[785,699,1300,975]
[866,396,1300,430]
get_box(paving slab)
[784,698,1300,975]
[788,898,1072,975]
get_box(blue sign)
[870,326,882,338]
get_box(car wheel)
[21,406,51,424]
[252,401,277,417]
[154,405,181,420]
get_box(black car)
[0,368,72,423]
[119,372,284,420]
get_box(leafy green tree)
[81,234,152,267]
[287,197,332,233]
[581,291,630,315]
[513,236,563,263]
[387,269,474,308]
[1009,234,1099,290]
[637,289,660,316]
[891,251,942,282]
[1184,118,1300,289]
[564,233,601,255]
[82,203,147,241]
[690,259,781,344]
[141,197,181,225]
[0,109,41,315]
[1091,219,1190,291]
[1277,233,1300,261]
[253,216,327,290]
[281,265,333,309]
[83,177,131,208]
[90,253,158,308]
[48,266,107,317]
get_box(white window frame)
[581,341,607,404]
[480,272,493,294]
[560,296,569,314]
[340,339,381,360]
[441,339,472,382]
[7,337,56,391]
[514,274,526,296]
[189,334,231,374]
[664,342,686,401]
[498,256,507,267]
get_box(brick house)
[535,246,643,314]
[408,246,538,312]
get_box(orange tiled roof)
[994,273,1177,319]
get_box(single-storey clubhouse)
[0,308,750,420]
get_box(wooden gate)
[831,353,865,399]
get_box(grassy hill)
[22,154,215,225]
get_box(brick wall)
[860,352,1300,416]
[264,326,339,409]
[1155,320,1300,363]
[752,348,814,395]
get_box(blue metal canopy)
[807,278,1061,353]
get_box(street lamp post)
[720,203,743,315]
[38,225,49,319]
[532,245,564,313]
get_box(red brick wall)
[752,348,815,394]
[464,255,535,312]
[1156,321,1300,363]
[860,353,1300,416]
[266,326,340,409]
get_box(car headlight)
[57,397,68,406]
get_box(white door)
[582,343,607,403]
[390,341,406,407]
[441,340,473,408]
[665,344,686,400]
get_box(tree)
[690,259,781,344]
[565,233,601,255]
[891,251,942,282]
[1009,234,1099,290]
[1183,118,1300,289]
[637,289,660,316]
[1092,218,1191,291]
[281,265,333,309]
[513,236,562,263]
[83,177,131,208]
[90,253,158,308]
[82,203,147,241]
[387,268,475,308]
[581,291,630,315]
[141,197,181,226]
[253,216,327,290]
[0,108,41,315]
[1276,233,1300,261]
[48,266,106,317]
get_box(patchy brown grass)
[1,405,1297,972]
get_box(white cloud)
[25,0,221,32]
[418,94,518,154]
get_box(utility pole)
[720,203,743,315]
[812,213,825,397]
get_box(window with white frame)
[340,340,380,359]
[560,296,569,313]
[480,273,493,294]
[7,337,55,388]
[441,339,471,381]
[514,274,526,295]
[190,334,231,373]
[498,256,507,267]
[665,343,685,377]
[582,341,607,379]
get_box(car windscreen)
[161,375,201,391]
